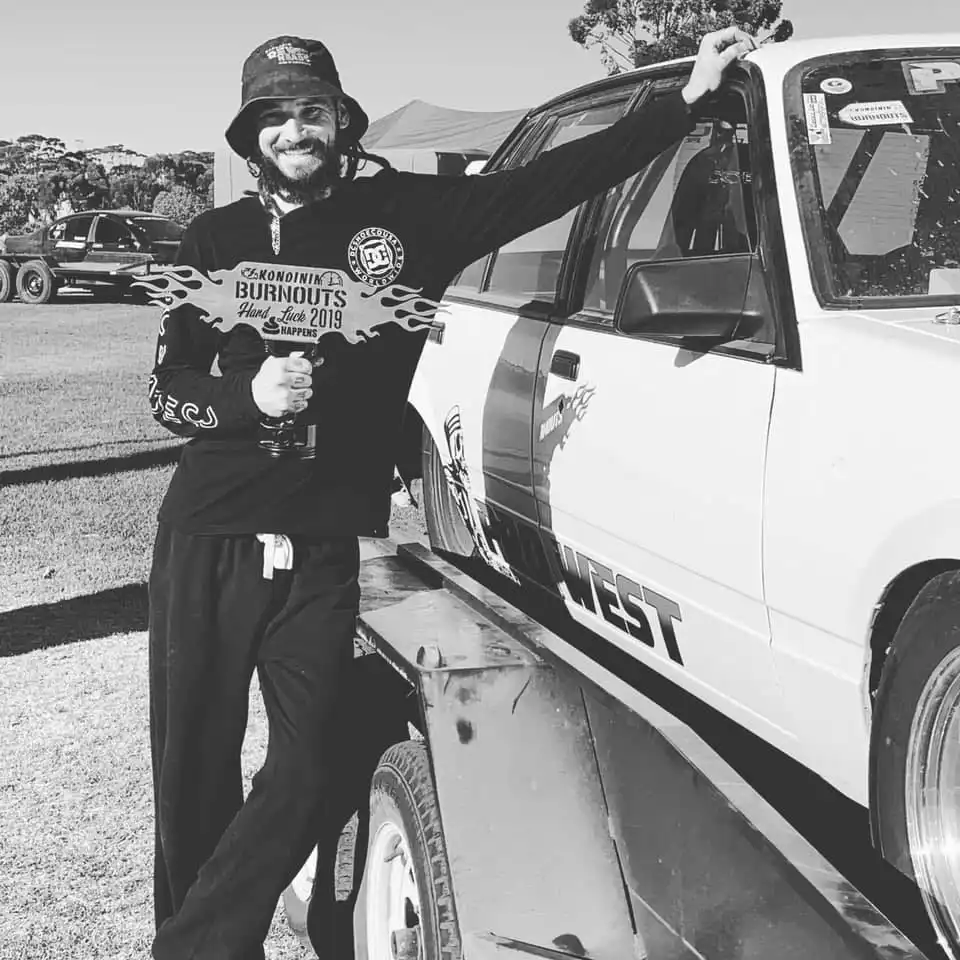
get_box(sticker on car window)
[803,93,832,145]
[820,77,852,95]
[838,100,913,126]
[903,60,960,95]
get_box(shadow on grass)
[1,446,180,486]
[0,438,173,461]
[0,583,148,657]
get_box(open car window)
[94,217,134,245]
[581,89,758,323]
[481,99,629,306]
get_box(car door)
[51,213,95,263]
[91,214,137,260]
[532,77,794,739]
[413,93,635,584]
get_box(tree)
[65,160,111,211]
[109,164,161,211]
[152,185,208,226]
[0,134,69,176]
[0,173,44,234]
[569,0,793,74]
[0,136,214,234]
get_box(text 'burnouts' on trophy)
[133,260,447,458]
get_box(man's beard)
[254,140,344,205]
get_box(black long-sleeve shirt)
[149,90,694,537]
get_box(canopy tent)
[356,99,528,178]
[362,99,527,154]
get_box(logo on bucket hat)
[225,35,369,158]
[264,42,312,67]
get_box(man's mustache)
[276,139,323,154]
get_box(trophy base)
[258,423,317,460]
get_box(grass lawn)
[0,296,425,959]
[0,296,180,613]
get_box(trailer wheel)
[872,570,960,956]
[359,741,461,960]
[0,261,14,303]
[16,260,56,304]
[422,426,476,558]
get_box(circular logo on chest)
[347,227,405,287]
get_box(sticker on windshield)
[821,77,852,95]
[838,100,914,126]
[803,93,832,144]
[903,60,960,95]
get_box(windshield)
[788,50,960,304]
[129,217,185,242]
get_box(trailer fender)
[357,546,636,960]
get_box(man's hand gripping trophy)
[252,350,318,458]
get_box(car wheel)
[873,569,960,954]
[0,261,15,303]
[421,425,476,558]
[16,260,56,304]
[357,741,461,960]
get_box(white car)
[398,33,960,953]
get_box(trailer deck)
[344,538,930,960]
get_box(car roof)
[62,210,169,219]
[531,33,960,115]
[749,33,960,71]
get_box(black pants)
[148,522,360,960]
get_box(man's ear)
[337,100,351,129]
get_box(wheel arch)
[399,377,445,483]
[867,558,960,873]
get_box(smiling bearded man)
[146,29,755,960]
[252,96,351,211]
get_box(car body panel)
[533,323,791,739]
[413,300,547,578]
[764,309,960,800]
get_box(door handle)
[550,350,580,381]
[427,320,445,344]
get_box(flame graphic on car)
[134,263,444,345]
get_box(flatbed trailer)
[284,538,933,960]
[0,252,164,302]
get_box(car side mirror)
[614,254,769,342]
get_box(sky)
[4,0,960,156]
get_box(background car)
[0,209,185,303]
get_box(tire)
[357,741,461,960]
[16,259,56,304]
[872,569,960,954]
[0,261,14,303]
[282,655,416,957]
[421,425,476,558]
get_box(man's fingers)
[284,359,313,379]
[719,39,753,67]
[704,25,756,55]
[285,371,313,389]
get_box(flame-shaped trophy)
[135,261,446,459]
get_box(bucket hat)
[225,36,369,158]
